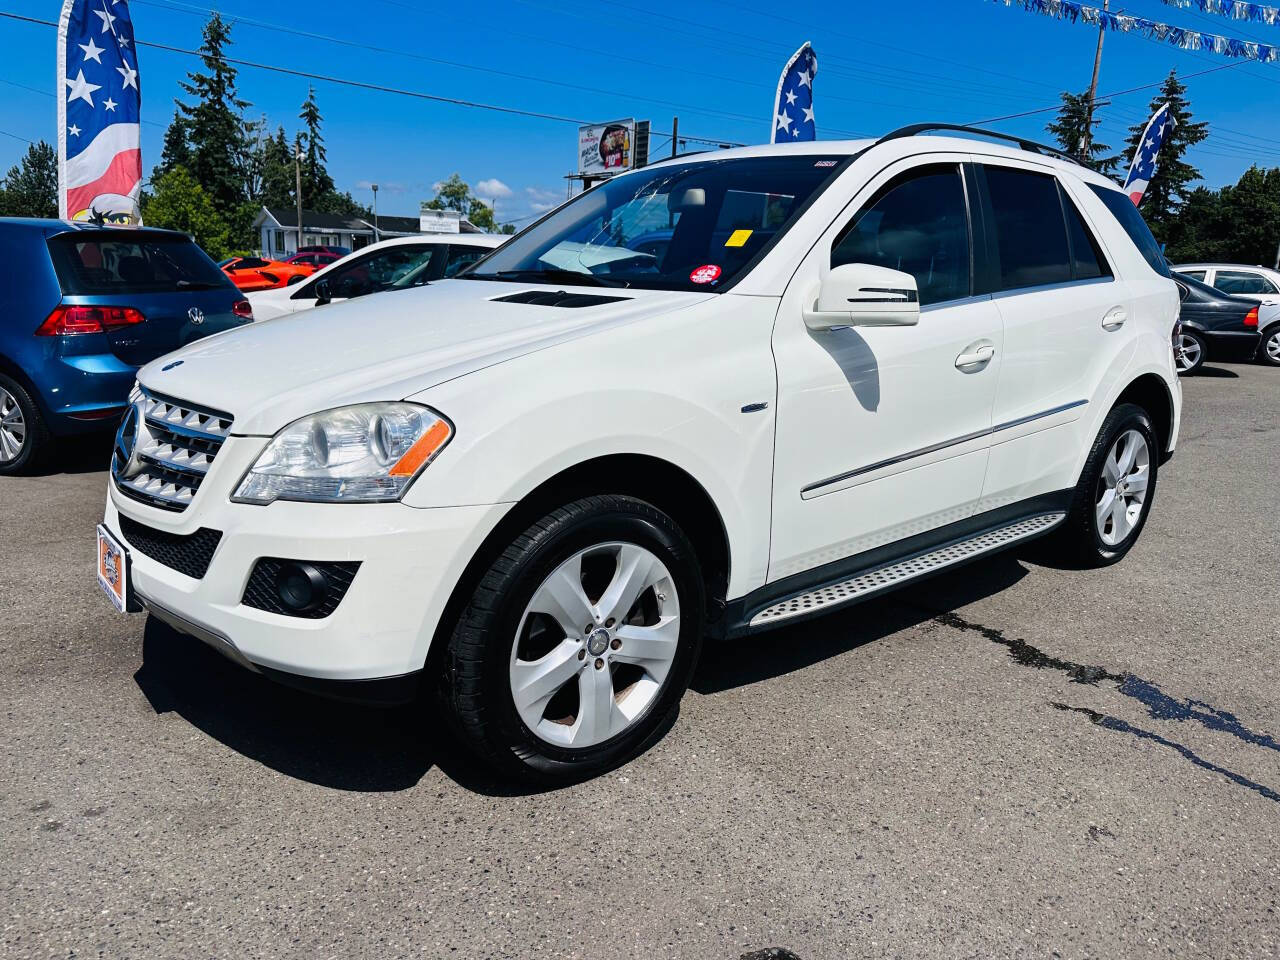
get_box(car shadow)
[693,552,1030,695]
[1189,365,1240,378]
[31,432,114,476]
[132,553,1032,795]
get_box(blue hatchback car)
[0,219,253,473]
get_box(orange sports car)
[220,256,317,292]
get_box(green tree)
[1164,165,1280,265]
[298,86,335,201]
[153,110,192,183]
[425,174,505,232]
[1046,91,1119,175]
[255,125,295,209]
[0,140,58,218]
[175,13,252,216]
[1122,70,1208,241]
[140,165,232,259]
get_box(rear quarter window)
[1088,186,1171,278]
[48,232,231,294]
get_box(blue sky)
[2,0,1279,225]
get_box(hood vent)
[491,290,630,308]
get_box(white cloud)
[476,178,513,199]
[355,180,407,194]
[525,186,561,213]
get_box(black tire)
[1175,329,1207,375]
[0,373,49,476]
[1258,325,1280,367]
[438,495,705,783]
[1050,403,1159,568]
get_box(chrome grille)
[112,389,233,512]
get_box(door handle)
[1102,306,1128,330]
[955,344,996,369]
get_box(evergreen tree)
[0,140,58,218]
[175,13,252,215]
[1046,91,1119,175]
[298,86,335,200]
[1122,70,1208,240]
[1164,165,1280,265]
[256,126,296,210]
[154,110,192,182]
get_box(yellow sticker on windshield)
[725,229,753,248]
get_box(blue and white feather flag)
[771,42,817,143]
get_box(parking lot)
[1,361,1277,960]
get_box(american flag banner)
[57,0,142,223]
[771,42,817,144]
[1122,102,1175,207]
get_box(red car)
[284,251,343,269]
[220,256,317,292]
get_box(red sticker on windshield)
[689,264,722,285]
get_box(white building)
[253,207,482,258]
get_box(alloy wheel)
[509,541,680,749]
[1095,429,1150,547]
[1265,329,1280,364]
[1175,334,1201,372]
[0,386,26,463]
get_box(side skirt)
[724,492,1071,637]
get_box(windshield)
[466,155,846,291]
[48,231,232,294]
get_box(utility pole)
[671,116,678,159]
[294,143,304,253]
[371,183,380,243]
[1081,0,1109,159]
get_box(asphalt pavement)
[2,361,1278,959]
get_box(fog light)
[276,562,329,613]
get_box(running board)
[748,512,1066,629]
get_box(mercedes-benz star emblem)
[188,307,205,325]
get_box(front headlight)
[232,402,453,504]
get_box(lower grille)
[241,558,361,619]
[118,515,223,580]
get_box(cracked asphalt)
[2,361,1278,959]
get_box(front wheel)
[439,495,705,783]
[1048,403,1159,568]
[1258,326,1280,367]
[1175,330,1206,375]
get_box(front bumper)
[104,435,511,687]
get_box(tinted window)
[1061,192,1111,281]
[1216,270,1278,295]
[1177,269,1206,282]
[832,165,970,306]
[311,245,438,299]
[468,155,844,291]
[48,232,230,294]
[983,167,1071,291]
[443,245,488,277]
[1089,185,1171,277]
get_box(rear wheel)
[1049,403,1158,567]
[1175,330,1206,374]
[0,374,48,475]
[439,495,705,783]
[1259,326,1280,367]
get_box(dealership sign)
[419,206,462,234]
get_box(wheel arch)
[1112,373,1175,459]
[423,453,733,679]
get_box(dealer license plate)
[96,524,130,613]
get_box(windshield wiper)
[472,269,629,288]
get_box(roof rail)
[876,123,1085,167]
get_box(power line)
[0,127,34,144]
[0,10,754,143]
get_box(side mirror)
[803,263,920,331]
[313,279,332,305]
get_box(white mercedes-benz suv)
[99,126,1182,782]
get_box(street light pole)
[371,183,379,243]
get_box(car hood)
[137,279,713,435]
